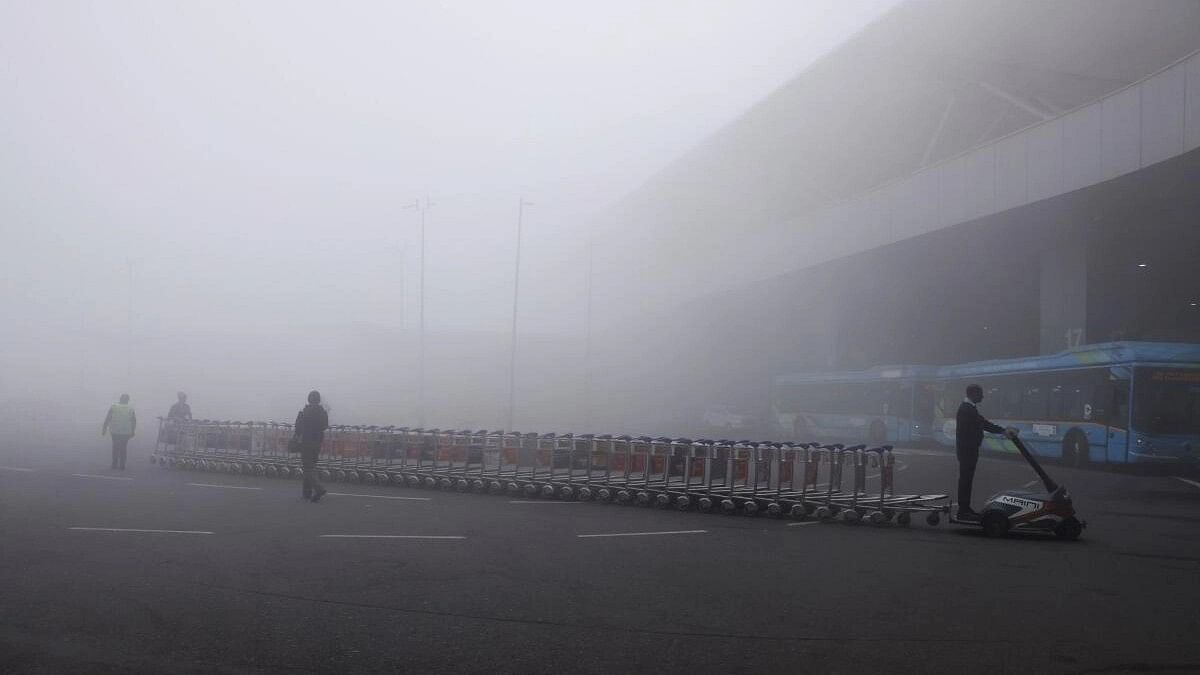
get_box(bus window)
[1133,369,1200,435]
[1021,381,1047,420]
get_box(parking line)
[319,534,466,540]
[327,492,431,501]
[69,527,213,535]
[577,530,707,539]
[788,521,820,527]
[0,465,34,472]
[72,473,133,481]
[1024,479,1040,488]
[1172,476,1200,490]
[509,500,584,504]
[187,483,263,491]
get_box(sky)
[1,0,896,333]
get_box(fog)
[1,1,896,443]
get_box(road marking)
[72,473,133,481]
[1024,479,1040,488]
[509,500,584,504]
[788,521,820,527]
[0,465,34,472]
[577,530,707,539]
[327,492,431,501]
[69,527,213,535]
[1172,476,1200,490]
[319,534,465,540]
[188,483,263,491]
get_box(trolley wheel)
[816,506,832,521]
[242,463,254,474]
[523,484,538,498]
[557,486,573,500]
[789,504,808,520]
[577,487,593,501]
[254,464,266,476]
[423,477,438,489]
[676,496,692,511]
[981,512,1010,538]
[506,482,521,495]
[376,473,390,484]
[319,469,332,481]
[636,491,651,507]
[265,465,278,478]
[698,497,713,513]
[365,471,380,485]
[294,467,307,480]
[1054,517,1083,541]
[926,512,941,527]
[742,501,759,517]
[409,475,424,489]
[896,511,911,527]
[343,471,359,484]
[655,493,671,508]
[438,478,454,490]
[597,488,613,503]
[471,480,485,493]
[456,480,470,492]
[868,511,886,525]
[488,481,503,494]
[616,490,631,504]
[721,499,736,514]
[766,502,783,518]
[843,509,862,524]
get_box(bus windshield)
[1134,369,1200,435]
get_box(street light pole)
[405,198,433,427]
[507,197,533,431]
[583,236,594,431]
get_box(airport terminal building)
[585,0,1200,432]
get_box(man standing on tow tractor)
[956,383,1017,520]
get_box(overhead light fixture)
[1137,263,1148,268]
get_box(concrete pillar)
[1039,220,1088,354]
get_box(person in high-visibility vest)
[102,394,137,470]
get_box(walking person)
[956,383,1016,520]
[101,394,137,470]
[294,390,329,502]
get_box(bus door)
[1101,368,1132,463]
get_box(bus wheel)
[868,420,887,445]
[1063,430,1089,468]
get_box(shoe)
[302,493,312,502]
[311,489,327,503]
[957,507,980,521]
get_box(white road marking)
[577,530,707,539]
[69,527,213,535]
[72,473,133,481]
[0,465,34,472]
[327,492,431,501]
[1172,476,1200,490]
[1024,479,1040,488]
[319,534,465,540]
[509,500,584,504]
[188,483,262,491]
[788,521,820,527]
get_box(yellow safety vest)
[108,404,136,436]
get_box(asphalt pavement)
[2,440,1200,674]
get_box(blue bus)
[771,365,938,445]
[932,342,1200,466]
[771,342,1200,466]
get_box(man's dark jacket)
[294,404,329,445]
[956,401,1004,455]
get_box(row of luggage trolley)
[152,418,950,526]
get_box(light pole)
[583,236,594,431]
[507,197,533,431]
[404,198,433,427]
